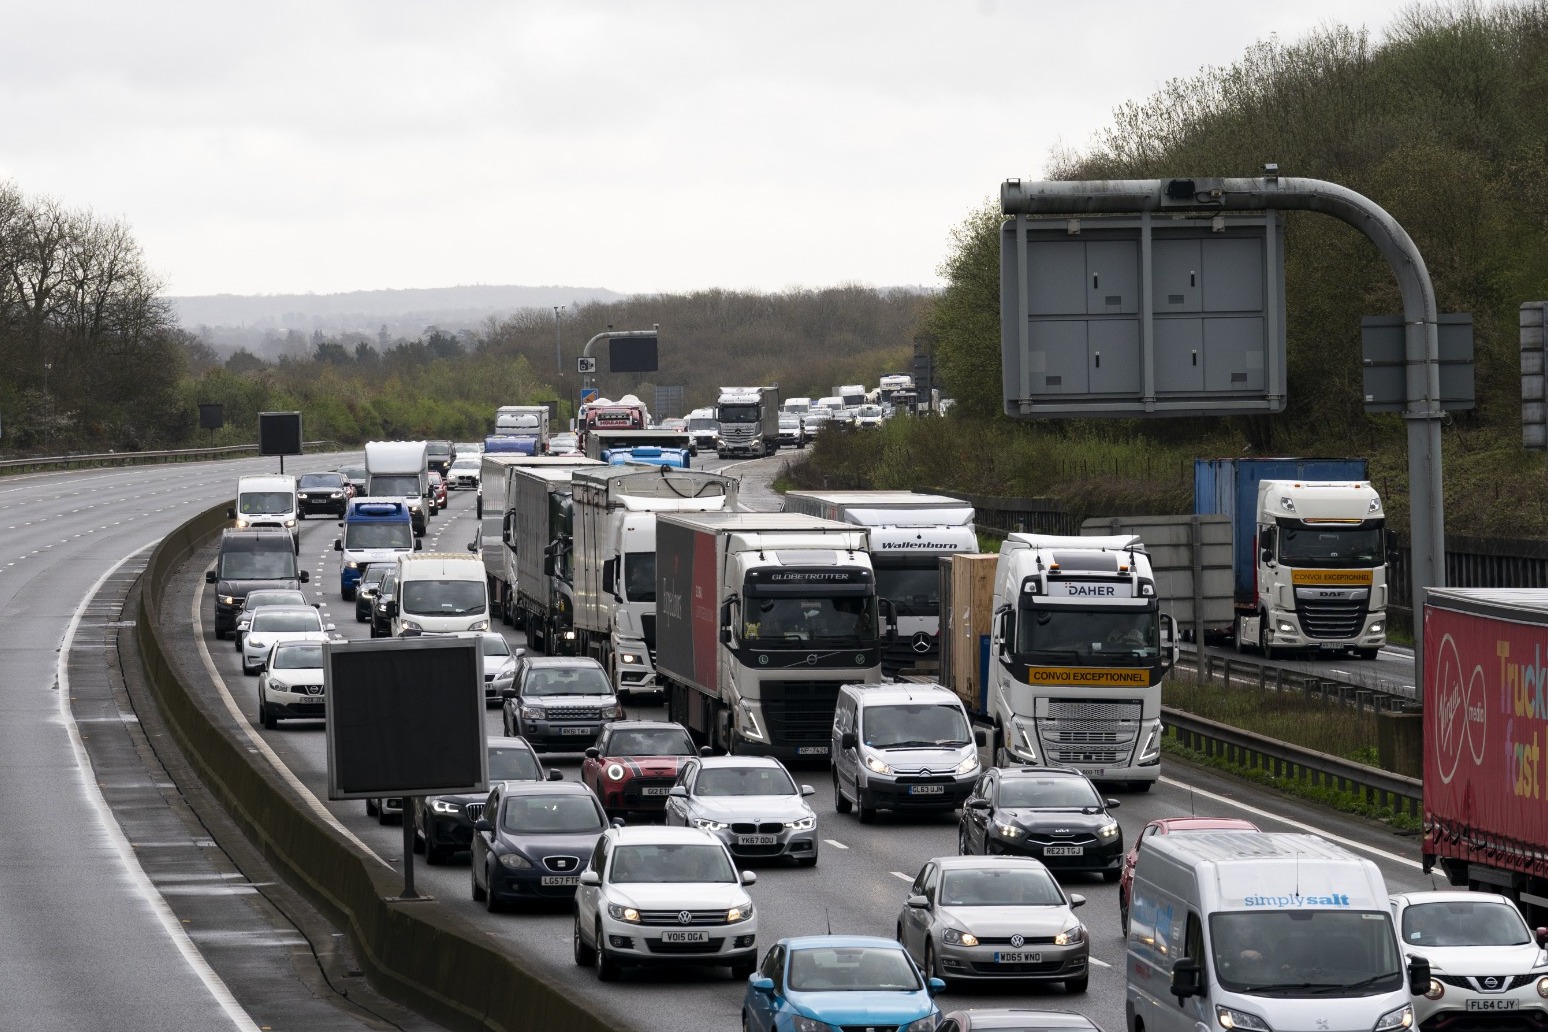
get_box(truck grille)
[1295,598,1366,639]
[1041,700,1139,765]
[759,680,842,746]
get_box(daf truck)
[715,386,779,458]
[654,512,894,758]
[364,440,430,536]
[572,466,740,696]
[1195,457,1389,659]
[782,491,977,677]
[988,533,1178,790]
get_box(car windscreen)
[400,580,486,617]
[524,667,612,697]
[608,843,735,883]
[1401,900,1531,947]
[238,491,293,514]
[270,643,324,670]
[481,636,511,658]
[451,459,480,470]
[344,522,413,550]
[243,591,305,612]
[694,766,796,797]
[488,746,540,781]
[860,703,971,749]
[606,729,693,756]
[1211,910,1402,995]
[357,567,390,589]
[500,794,602,834]
[624,552,656,602]
[219,551,297,580]
[787,946,921,992]
[250,612,322,633]
[939,867,1065,907]
[996,776,1101,809]
[297,475,340,490]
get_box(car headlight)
[520,706,546,721]
[942,928,979,947]
[955,754,979,775]
[607,903,641,923]
[219,594,238,606]
[620,652,640,665]
[247,639,266,651]
[1097,821,1120,841]
[693,818,729,831]
[562,630,576,640]
[497,852,532,870]
[470,620,489,631]
[283,519,296,528]
[399,619,422,632]
[266,678,289,692]
[865,755,894,775]
[606,763,626,782]
[330,491,342,498]
[785,816,816,831]
[1537,976,1548,999]
[904,1017,938,1032]
[726,905,752,923]
[429,799,460,815]
[607,703,626,719]
[992,820,1024,839]
[791,1017,827,1032]
[1216,1006,1274,1031]
[1373,1004,1414,1032]
[1054,923,1085,946]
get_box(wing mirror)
[1068,893,1086,908]
[974,728,987,747]
[473,818,493,833]
[800,785,815,797]
[967,799,991,811]
[333,539,342,552]
[667,786,688,798]
[1171,958,1203,999]
[906,894,930,910]
[1408,955,1432,996]
[579,870,601,886]
[299,570,310,583]
[1105,799,1121,809]
[841,731,858,751]
[206,569,218,584]
[740,871,757,886]
[547,770,564,781]
[585,747,600,760]
[699,746,715,757]
[926,976,945,996]
[749,975,775,994]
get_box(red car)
[1119,816,1260,933]
[581,720,700,817]
[428,471,448,510]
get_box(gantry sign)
[999,170,1447,671]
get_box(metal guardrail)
[0,441,338,473]
[1177,644,1418,707]
[1163,707,1423,820]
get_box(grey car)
[896,855,1089,992]
[664,756,819,867]
[501,655,623,750]
[233,588,311,651]
[240,606,337,675]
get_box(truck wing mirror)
[542,555,555,576]
[1161,614,1180,670]
[1171,958,1203,999]
[720,599,735,645]
[467,540,477,553]
[602,560,616,596]
[1386,529,1401,565]
[882,597,898,641]
[1408,955,1432,996]
[1260,548,1274,564]
[333,539,342,551]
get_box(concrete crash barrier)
[135,502,616,1032]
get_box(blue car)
[743,934,944,1032]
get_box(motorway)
[0,448,1435,1031]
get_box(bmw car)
[413,736,560,864]
[957,767,1122,880]
[664,755,819,867]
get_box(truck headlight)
[283,519,296,528]
[620,653,641,665]
[1369,621,1385,634]
[1276,620,1295,633]
[1012,718,1039,762]
[1373,1003,1414,1032]
[233,518,250,528]
[1216,1006,1273,1031]
[865,755,894,775]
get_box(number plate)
[737,834,777,846]
[641,786,671,796]
[994,952,1042,963]
[796,746,829,755]
[560,725,597,735]
[1467,1000,1519,1011]
[660,930,709,943]
[907,784,946,795]
[1044,845,1085,856]
[540,875,579,887]
[1318,642,1344,650]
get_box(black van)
[207,528,309,638]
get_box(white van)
[831,682,982,821]
[231,475,299,553]
[1126,832,1430,1032]
[390,552,490,636]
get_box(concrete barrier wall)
[136,504,617,1032]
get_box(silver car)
[233,588,311,650]
[896,855,1089,992]
[663,756,818,867]
[240,605,337,675]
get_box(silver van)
[830,682,981,823]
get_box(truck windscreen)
[742,596,877,646]
[238,492,293,514]
[1278,525,1383,565]
[400,580,486,617]
[219,552,297,580]
[344,523,412,549]
[717,404,760,423]
[624,552,656,602]
[1209,910,1402,996]
[1015,607,1158,663]
[873,559,940,616]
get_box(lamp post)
[42,361,52,445]
[553,306,565,384]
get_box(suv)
[831,682,981,823]
[207,529,309,639]
[1391,890,1548,1028]
[501,656,624,750]
[957,766,1123,880]
[573,825,758,981]
[296,471,351,518]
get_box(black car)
[354,562,394,622]
[501,655,623,750]
[470,780,608,912]
[339,465,369,498]
[370,569,398,638]
[296,471,351,518]
[957,767,1123,880]
[412,736,561,864]
[206,528,309,639]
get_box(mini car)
[581,720,699,817]
[428,471,448,509]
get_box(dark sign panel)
[258,411,303,456]
[324,637,487,799]
[608,335,659,373]
[198,403,225,430]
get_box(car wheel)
[1066,971,1090,994]
[832,769,852,814]
[1120,897,1130,935]
[1259,620,1280,661]
[470,862,486,902]
[958,826,972,855]
[378,804,397,826]
[365,798,379,817]
[595,922,619,981]
[425,841,449,866]
[1103,868,1121,883]
[730,957,756,980]
[484,875,503,913]
[573,916,596,966]
[926,941,945,984]
[260,697,277,731]
[857,799,876,824]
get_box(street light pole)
[553,306,565,383]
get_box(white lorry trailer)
[364,440,430,536]
[510,463,604,655]
[655,512,894,759]
[988,533,1178,790]
[782,490,976,677]
[715,385,779,458]
[572,466,740,696]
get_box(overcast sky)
[3,0,1430,298]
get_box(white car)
[233,588,311,651]
[448,456,482,490]
[573,825,758,981]
[256,640,326,728]
[240,605,337,675]
[1392,890,1548,1026]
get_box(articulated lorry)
[584,429,693,468]
[715,386,779,458]
[364,440,430,536]
[987,533,1178,790]
[781,490,977,677]
[1195,457,1389,659]
[510,464,601,655]
[655,512,894,758]
[1423,588,1548,924]
[572,466,740,696]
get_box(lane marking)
[823,839,849,850]
[1090,957,1113,968]
[62,542,262,1031]
[1157,774,1422,869]
[890,871,912,882]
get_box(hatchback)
[957,767,1122,880]
[743,935,942,1032]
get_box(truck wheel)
[1259,622,1280,661]
[1353,648,1379,661]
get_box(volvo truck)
[572,466,740,696]
[782,490,977,677]
[655,512,894,759]
[715,386,779,458]
[988,533,1177,790]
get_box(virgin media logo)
[1434,633,1488,785]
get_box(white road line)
[823,839,849,850]
[1090,957,1113,968]
[1157,775,1422,869]
[890,871,912,881]
[62,542,262,1031]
